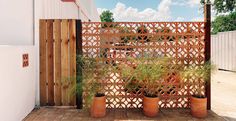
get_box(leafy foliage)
[200,0,236,34]
[212,11,236,34]
[201,0,236,14]
[118,57,181,97]
[213,0,236,14]
[100,10,114,22]
[70,55,110,110]
[182,62,216,98]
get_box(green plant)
[100,10,114,22]
[70,55,110,110]
[182,61,216,98]
[119,57,175,97]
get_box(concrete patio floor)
[24,107,225,121]
[212,70,236,121]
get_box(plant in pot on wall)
[183,61,216,118]
[74,55,109,118]
[120,57,170,117]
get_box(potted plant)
[74,55,109,118]
[120,57,170,117]
[183,61,215,118]
[117,59,141,95]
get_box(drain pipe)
[61,0,90,21]
[73,1,90,21]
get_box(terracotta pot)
[143,96,160,117]
[90,96,106,118]
[190,96,207,118]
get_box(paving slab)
[212,71,236,121]
[24,107,225,121]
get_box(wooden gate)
[39,19,77,106]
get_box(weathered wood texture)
[39,19,76,106]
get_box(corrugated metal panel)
[211,31,236,71]
[39,0,79,19]
[36,0,99,21]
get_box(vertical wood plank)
[69,19,76,106]
[54,20,62,106]
[47,20,55,106]
[39,20,47,106]
[61,19,69,105]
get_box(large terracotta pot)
[90,96,106,118]
[143,96,160,117]
[190,96,207,118]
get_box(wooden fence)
[40,19,76,106]
[211,31,236,71]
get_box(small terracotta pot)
[143,96,160,117]
[90,96,106,118]
[190,96,207,118]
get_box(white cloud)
[173,0,200,7]
[191,17,204,21]
[97,8,107,15]
[175,17,185,21]
[97,0,211,22]
[97,0,172,22]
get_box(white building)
[0,0,100,121]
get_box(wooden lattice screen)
[40,19,76,106]
[82,22,206,108]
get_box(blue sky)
[95,0,204,22]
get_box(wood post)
[204,3,211,110]
[76,20,83,109]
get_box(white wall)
[0,0,34,45]
[0,46,35,121]
[36,0,79,19]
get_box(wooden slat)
[54,20,62,106]
[47,20,55,106]
[61,19,69,105]
[39,20,47,106]
[69,20,76,105]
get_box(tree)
[200,0,236,14]
[200,0,236,34]
[212,12,236,34]
[100,10,114,22]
